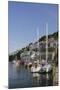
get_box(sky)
[8,1,58,53]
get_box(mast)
[46,23,48,63]
[37,27,39,50]
[36,27,41,61]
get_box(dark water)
[9,62,53,89]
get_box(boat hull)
[31,69,52,74]
[31,66,41,73]
[39,69,52,74]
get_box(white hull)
[31,63,52,73]
[41,64,52,73]
[31,65,41,73]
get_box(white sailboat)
[31,23,52,73]
[31,27,42,73]
[40,23,52,73]
[31,60,42,73]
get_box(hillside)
[39,31,58,41]
[9,31,58,61]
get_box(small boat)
[31,61,42,73]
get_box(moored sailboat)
[40,23,52,73]
[31,60,42,73]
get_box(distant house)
[48,38,58,48]
[20,51,30,61]
[39,37,58,49]
[29,43,34,50]
[29,42,38,51]
[39,41,46,49]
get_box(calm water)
[9,62,53,89]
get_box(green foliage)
[29,43,33,46]
[16,51,21,60]
[25,46,29,51]
[20,47,26,53]
[39,31,58,41]
[9,55,15,61]
[48,32,58,40]
[39,36,46,41]
[52,32,58,40]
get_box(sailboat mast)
[36,27,41,61]
[46,23,48,63]
[37,27,39,49]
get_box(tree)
[39,36,46,41]
[16,51,21,60]
[25,46,29,51]
[9,55,14,62]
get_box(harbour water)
[9,62,53,89]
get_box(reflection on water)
[32,73,40,78]
[9,62,53,89]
